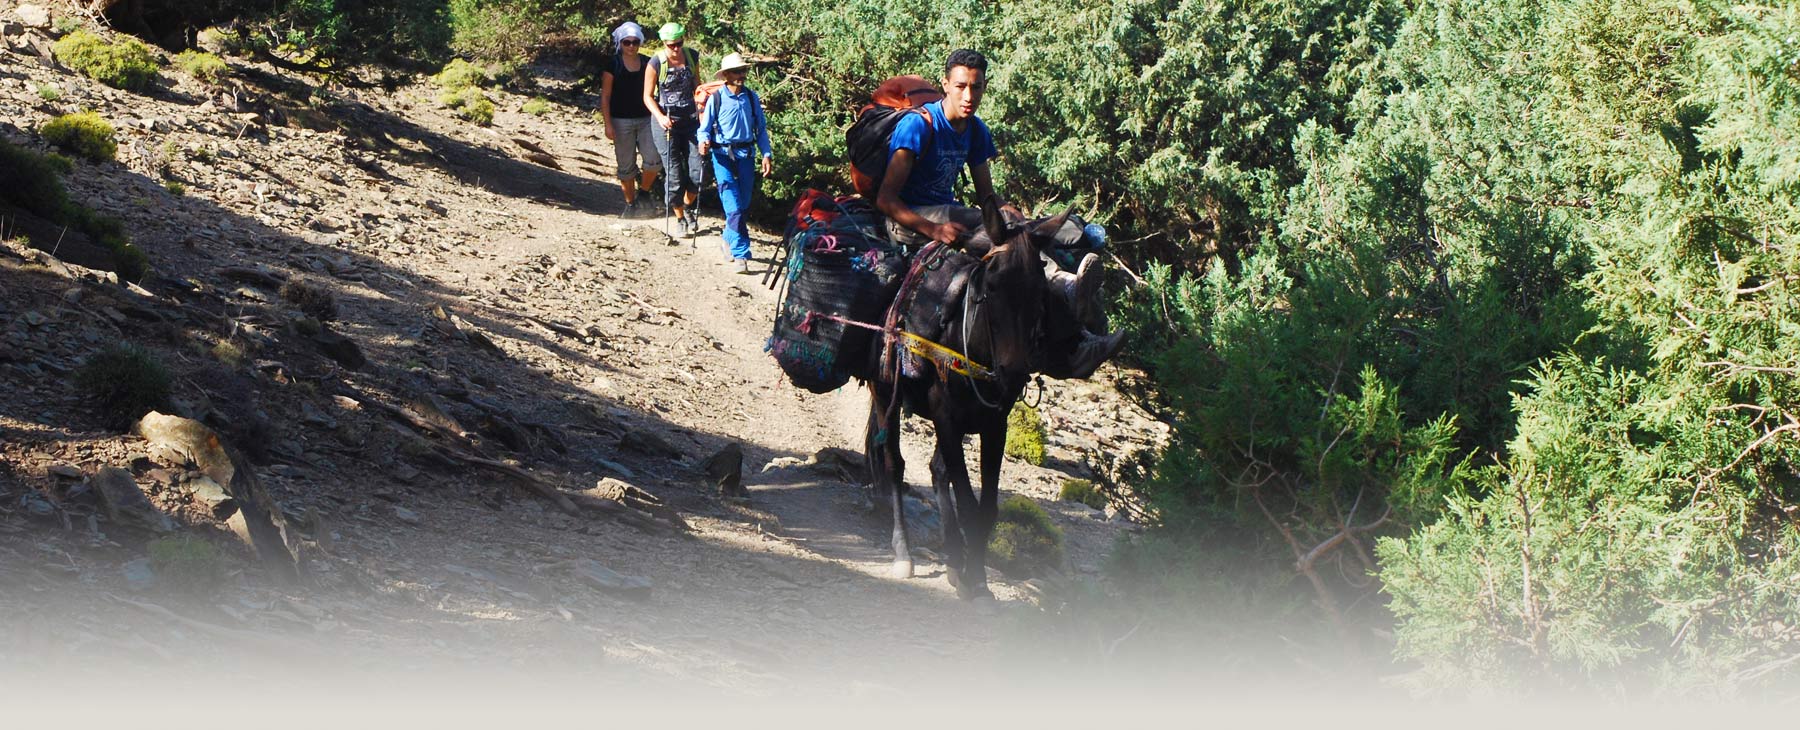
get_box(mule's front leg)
[958,428,1008,600]
[935,428,991,600]
[866,383,912,579]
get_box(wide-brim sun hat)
[716,52,751,79]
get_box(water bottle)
[1081,222,1108,251]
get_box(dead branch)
[441,451,581,516]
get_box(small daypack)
[845,75,943,198]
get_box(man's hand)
[603,121,616,141]
[759,155,773,177]
[930,221,967,245]
[698,141,711,156]
[654,112,672,131]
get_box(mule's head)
[973,196,1067,382]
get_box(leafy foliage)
[989,496,1064,578]
[1376,0,1800,694]
[255,0,452,68]
[52,30,160,91]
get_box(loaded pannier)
[766,190,905,393]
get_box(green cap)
[658,23,685,42]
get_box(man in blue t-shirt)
[875,49,1010,248]
[876,49,1124,379]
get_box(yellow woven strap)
[897,331,994,381]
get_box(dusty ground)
[0,19,1171,703]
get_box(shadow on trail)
[0,96,993,657]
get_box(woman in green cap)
[642,22,707,233]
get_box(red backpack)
[693,79,727,112]
[845,75,943,198]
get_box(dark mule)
[863,199,1066,600]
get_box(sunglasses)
[665,40,683,48]
[621,39,641,46]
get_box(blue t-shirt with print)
[888,101,997,207]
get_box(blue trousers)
[711,146,758,260]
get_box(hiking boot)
[675,215,691,235]
[622,197,639,217]
[1062,329,1126,379]
[1071,252,1104,323]
[685,208,699,230]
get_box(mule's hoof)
[956,582,994,602]
[891,560,915,579]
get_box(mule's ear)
[981,194,1008,246]
[1031,208,1075,251]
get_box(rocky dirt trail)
[0,15,1168,703]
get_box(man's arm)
[875,149,963,245]
[968,161,1021,220]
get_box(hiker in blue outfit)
[697,52,773,274]
[876,48,1123,379]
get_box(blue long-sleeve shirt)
[698,86,772,157]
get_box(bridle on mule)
[959,243,1046,411]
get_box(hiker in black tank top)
[644,22,708,231]
[601,22,661,215]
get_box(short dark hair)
[945,49,988,77]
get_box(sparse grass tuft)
[163,181,187,196]
[173,50,229,85]
[52,16,82,36]
[521,96,551,116]
[147,535,228,597]
[280,278,338,321]
[37,84,61,101]
[291,316,324,337]
[1005,403,1047,465]
[1059,478,1108,510]
[75,344,172,430]
[989,496,1064,578]
[439,87,495,125]
[40,111,117,162]
[52,30,160,91]
[210,339,246,367]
